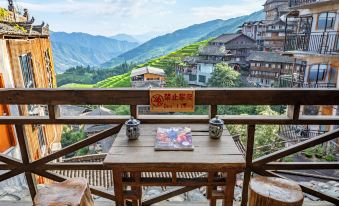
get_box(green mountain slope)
[51,32,139,73]
[64,40,209,89]
[101,10,264,68]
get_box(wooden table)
[103,124,245,206]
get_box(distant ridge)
[51,32,139,73]
[101,10,265,68]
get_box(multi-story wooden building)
[248,51,304,87]
[281,0,339,146]
[178,45,233,87]
[240,21,266,50]
[0,4,62,185]
[263,0,291,51]
[209,33,258,69]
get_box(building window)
[44,50,53,88]
[309,64,328,82]
[317,12,336,30]
[19,53,35,88]
[189,74,197,81]
[37,126,46,154]
[199,75,206,83]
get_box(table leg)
[223,170,236,206]
[131,172,142,206]
[113,169,125,206]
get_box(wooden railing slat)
[32,124,123,166]
[0,89,338,105]
[253,128,339,166]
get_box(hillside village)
[0,0,338,205]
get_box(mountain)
[51,32,139,73]
[110,34,139,43]
[101,10,264,68]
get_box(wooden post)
[15,124,37,201]
[241,125,255,206]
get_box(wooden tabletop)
[103,124,245,171]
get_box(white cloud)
[191,0,265,21]
[14,0,174,17]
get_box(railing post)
[241,125,255,206]
[130,105,138,118]
[210,105,218,118]
[15,124,37,202]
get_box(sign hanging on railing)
[149,89,195,113]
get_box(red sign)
[150,89,195,112]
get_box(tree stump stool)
[34,178,94,206]
[249,176,304,206]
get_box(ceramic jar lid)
[209,116,224,125]
[125,117,140,126]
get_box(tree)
[166,74,189,88]
[61,127,88,157]
[227,106,283,158]
[208,63,240,87]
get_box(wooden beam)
[0,88,338,105]
[39,163,105,170]
[275,170,339,182]
[253,128,339,166]
[210,105,218,118]
[258,162,339,170]
[15,125,37,200]
[287,105,300,120]
[142,186,199,206]
[32,124,122,166]
[130,105,137,119]
[241,125,255,206]
[0,153,22,165]
[0,115,339,125]
[0,170,23,182]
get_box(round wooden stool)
[34,178,94,206]
[249,176,304,206]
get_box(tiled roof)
[198,45,232,56]
[131,66,165,77]
[247,51,303,64]
[210,33,243,44]
[54,154,206,189]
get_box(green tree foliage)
[61,127,88,157]
[167,74,189,88]
[208,63,240,87]
[227,106,283,158]
[57,62,135,86]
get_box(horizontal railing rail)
[285,31,339,55]
[0,88,338,206]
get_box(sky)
[0,0,266,37]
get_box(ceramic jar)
[209,116,224,139]
[125,117,140,140]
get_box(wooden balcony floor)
[0,200,334,206]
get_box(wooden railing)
[0,88,338,206]
[285,32,339,55]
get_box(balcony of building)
[284,31,339,56]
[289,0,338,9]
[0,89,338,206]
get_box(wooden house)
[247,51,304,87]
[0,5,62,185]
[209,33,258,69]
[178,45,233,87]
[131,66,165,88]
